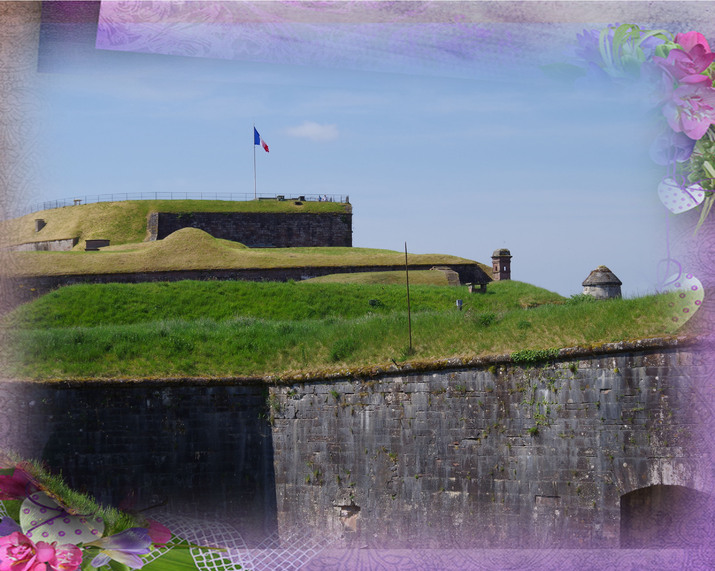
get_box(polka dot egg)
[658,178,705,214]
[664,272,704,331]
[19,491,104,545]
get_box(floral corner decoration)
[567,25,715,221]
[558,24,713,323]
[0,462,233,571]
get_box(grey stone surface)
[148,211,352,248]
[0,344,708,550]
[269,346,709,548]
[5,237,78,252]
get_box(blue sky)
[28,4,674,297]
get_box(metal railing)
[11,192,350,218]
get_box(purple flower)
[85,527,152,569]
[575,27,607,66]
[575,24,665,80]
[0,516,21,537]
[650,130,697,164]
[663,83,715,139]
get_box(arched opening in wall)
[620,485,710,548]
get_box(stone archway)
[620,485,711,548]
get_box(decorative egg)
[19,491,104,545]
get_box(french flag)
[254,127,269,152]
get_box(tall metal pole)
[405,242,413,354]
[253,125,257,199]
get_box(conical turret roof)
[582,265,622,287]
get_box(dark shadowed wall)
[147,211,352,247]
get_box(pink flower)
[675,31,712,55]
[654,47,715,84]
[0,468,34,501]
[663,83,715,139]
[51,544,82,571]
[146,519,171,547]
[0,532,56,571]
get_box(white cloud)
[285,121,339,142]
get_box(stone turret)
[491,248,512,281]
[582,266,622,299]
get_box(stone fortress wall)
[147,210,353,248]
[0,338,708,550]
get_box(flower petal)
[146,519,171,546]
[98,549,145,569]
[85,527,151,553]
[0,516,22,536]
[675,31,712,54]
[90,552,111,568]
[0,468,33,500]
[35,541,57,563]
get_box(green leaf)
[599,26,614,68]
[695,195,715,234]
[80,558,102,571]
[655,42,677,59]
[1,499,22,522]
[108,561,131,571]
[635,29,673,49]
[612,23,636,60]
[702,160,715,179]
[141,546,242,571]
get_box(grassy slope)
[7,279,564,327]
[1,199,349,247]
[303,270,452,286]
[4,280,682,380]
[7,228,483,277]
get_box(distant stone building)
[491,248,512,281]
[582,265,622,299]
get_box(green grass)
[6,280,564,327]
[3,280,682,380]
[303,270,452,285]
[6,228,482,277]
[2,199,348,247]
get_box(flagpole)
[405,242,413,354]
[253,125,257,199]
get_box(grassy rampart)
[3,280,681,380]
[6,228,483,277]
[2,199,349,247]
